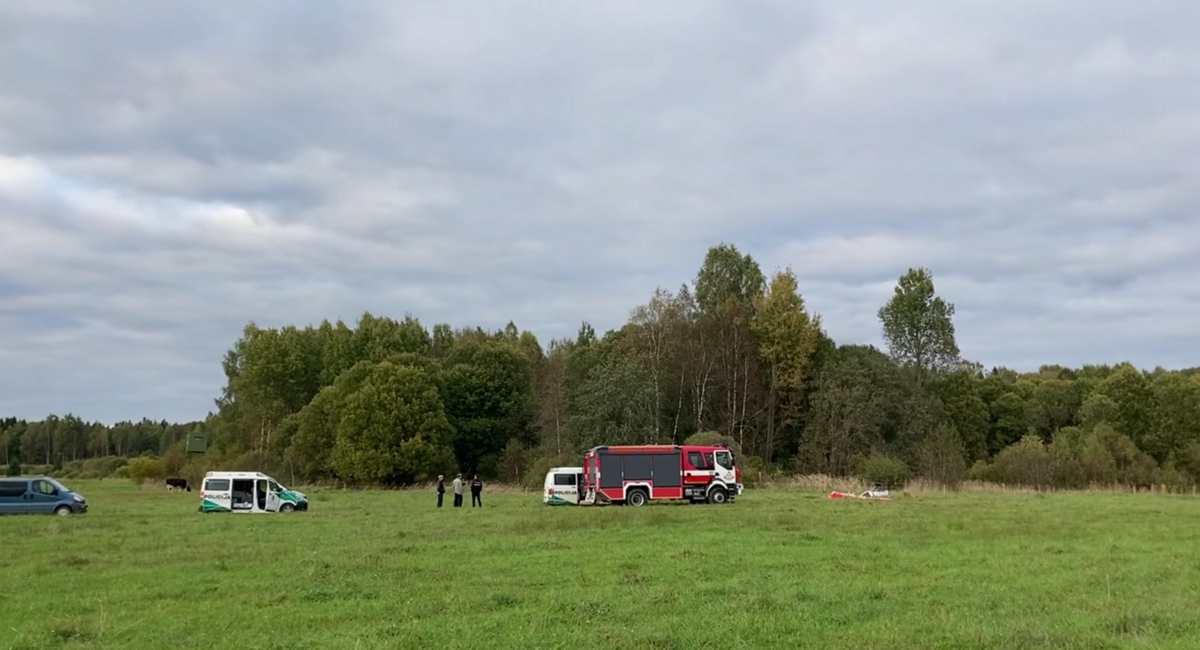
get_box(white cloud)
[0,0,1198,423]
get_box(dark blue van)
[0,476,88,515]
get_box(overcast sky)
[2,1,1198,424]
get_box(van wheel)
[627,489,648,507]
[54,505,72,516]
[280,503,295,513]
[708,487,728,504]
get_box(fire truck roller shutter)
[598,452,623,489]
[622,454,652,481]
[650,452,681,487]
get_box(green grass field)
[3,481,1199,649]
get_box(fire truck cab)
[580,444,742,506]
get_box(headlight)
[74,494,85,502]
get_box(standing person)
[452,473,463,507]
[470,474,483,507]
[436,474,445,508]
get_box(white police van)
[542,467,583,505]
[198,471,308,513]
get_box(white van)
[543,466,583,505]
[198,471,309,513]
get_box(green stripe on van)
[200,498,228,512]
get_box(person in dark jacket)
[470,475,483,507]
[436,474,445,508]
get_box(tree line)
[5,242,1200,491]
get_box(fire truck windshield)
[715,450,733,470]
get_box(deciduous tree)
[928,370,989,460]
[917,423,967,486]
[440,338,536,477]
[1147,372,1200,463]
[878,267,960,385]
[331,361,454,484]
[752,268,822,463]
[799,345,903,475]
[692,244,765,450]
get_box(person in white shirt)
[452,474,464,507]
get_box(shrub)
[989,435,1053,488]
[100,456,129,476]
[518,447,578,490]
[683,431,742,457]
[852,453,910,489]
[1154,461,1193,492]
[1053,426,1084,451]
[161,445,189,476]
[1125,452,1159,489]
[496,438,525,484]
[1078,424,1160,487]
[1049,431,1086,489]
[966,459,995,483]
[178,452,229,488]
[1178,442,1200,484]
[917,424,966,487]
[228,450,283,475]
[125,456,165,486]
[736,454,774,488]
[1079,432,1117,484]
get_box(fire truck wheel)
[627,489,648,507]
[708,486,728,504]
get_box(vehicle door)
[29,479,61,513]
[200,478,232,512]
[563,472,579,503]
[713,449,736,484]
[265,479,283,512]
[254,479,271,511]
[0,479,30,514]
[551,472,577,504]
[683,451,712,485]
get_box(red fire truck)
[580,444,743,506]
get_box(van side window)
[553,474,575,486]
[0,480,26,497]
[204,479,231,491]
[33,480,56,495]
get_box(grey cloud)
[1,0,1199,423]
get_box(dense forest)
[5,243,1200,491]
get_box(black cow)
[166,477,191,492]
